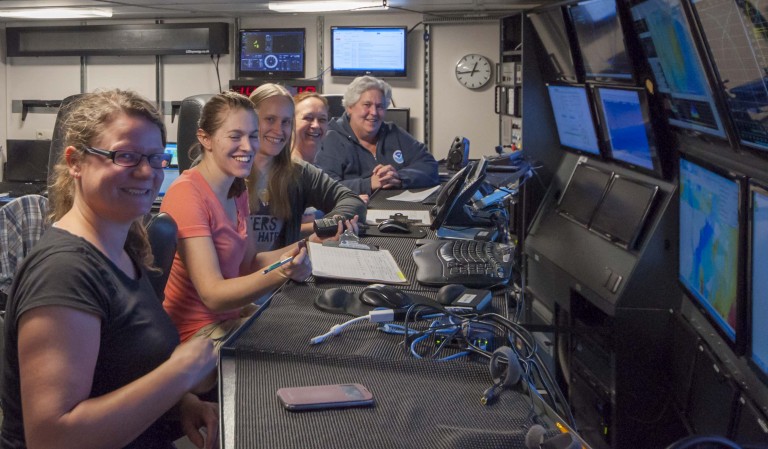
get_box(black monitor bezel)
[237,28,306,79]
[747,178,768,382]
[528,6,581,84]
[678,153,747,355]
[556,161,614,228]
[330,26,408,78]
[588,173,659,250]
[546,82,605,159]
[5,139,50,183]
[591,84,664,178]
[567,0,636,85]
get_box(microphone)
[525,425,581,449]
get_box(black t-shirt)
[1,227,180,449]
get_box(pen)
[263,256,294,274]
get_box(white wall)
[0,13,500,178]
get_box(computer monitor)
[237,28,305,79]
[385,108,410,133]
[546,84,601,156]
[679,155,746,352]
[589,174,658,249]
[689,0,768,152]
[528,7,580,83]
[330,26,408,78]
[557,162,613,227]
[164,142,178,168]
[592,86,661,176]
[568,0,634,83]
[749,180,768,380]
[430,158,488,230]
[5,139,50,183]
[158,167,180,197]
[629,0,727,139]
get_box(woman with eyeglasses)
[0,90,218,449]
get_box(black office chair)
[143,212,178,302]
[47,94,87,204]
[665,435,743,449]
[177,94,215,173]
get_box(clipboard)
[307,241,408,284]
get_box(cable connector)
[310,308,398,345]
[368,308,395,323]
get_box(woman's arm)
[180,234,310,313]
[18,306,216,449]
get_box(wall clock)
[455,54,492,89]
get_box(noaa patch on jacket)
[393,150,404,164]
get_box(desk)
[218,192,577,449]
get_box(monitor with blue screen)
[164,142,178,168]
[547,84,601,156]
[593,86,659,175]
[749,181,768,379]
[158,167,180,197]
[568,0,634,83]
[630,0,727,139]
[679,156,745,351]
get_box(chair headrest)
[177,94,216,173]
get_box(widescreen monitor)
[593,86,660,175]
[630,0,727,139]
[589,174,658,249]
[330,26,407,78]
[749,181,768,380]
[529,7,579,83]
[568,0,634,83]
[557,162,613,227]
[679,156,745,351]
[690,0,768,152]
[5,139,50,183]
[547,84,601,156]
[238,28,305,79]
[158,167,180,197]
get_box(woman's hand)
[179,393,219,449]
[371,164,402,190]
[277,243,312,282]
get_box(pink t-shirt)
[160,169,250,341]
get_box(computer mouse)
[436,284,467,305]
[359,284,412,308]
[378,219,410,234]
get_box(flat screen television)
[237,28,305,79]
[330,26,407,78]
[689,0,768,152]
[568,0,634,83]
[547,84,602,157]
[748,180,768,381]
[529,7,580,83]
[679,155,746,352]
[557,162,613,227]
[589,174,658,249]
[5,139,50,183]
[592,86,662,176]
[630,0,727,139]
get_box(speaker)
[446,136,470,171]
[6,23,229,57]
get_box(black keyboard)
[412,240,515,287]
[0,181,46,197]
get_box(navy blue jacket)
[316,113,439,195]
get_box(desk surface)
[219,190,575,449]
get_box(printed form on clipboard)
[307,241,408,284]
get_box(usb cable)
[310,309,397,344]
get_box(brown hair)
[191,91,256,199]
[248,83,299,220]
[48,89,166,272]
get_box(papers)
[365,209,433,227]
[386,185,440,202]
[308,242,407,284]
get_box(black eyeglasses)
[84,147,172,169]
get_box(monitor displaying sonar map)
[679,156,743,346]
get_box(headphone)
[481,346,523,405]
[446,136,470,171]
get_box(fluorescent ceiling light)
[0,8,113,19]
[268,1,384,13]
